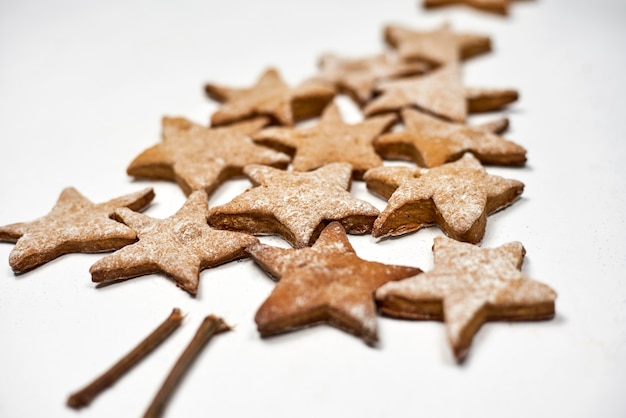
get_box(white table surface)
[1,0,625,417]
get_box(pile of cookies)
[0,19,556,369]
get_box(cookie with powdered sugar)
[252,102,396,179]
[364,153,524,243]
[204,67,335,127]
[383,23,491,65]
[247,222,421,345]
[316,52,427,106]
[127,116,290,197]
[376,237,557,361]
[374,108,526,167]
[422,0,513,15]
[0,187,154,273]
[208,163,380,248]
[364,61,467,123]
[90,190,258,296]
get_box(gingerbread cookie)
[364,70,518,122]
[422,0,512,15]
[376,237,557,361]
[465,87,519,113]
[90,190,258,296]
[0,187,154,273]
[364,62,467,122]
[127,116,290,196]
[373,108,526,167]
[476,117,509,134]
[383,24,491,65]
[252,102,396,179]
[248,222,421,345]
[317,52,427,106]
[208,163,380,248]
[364,153,524,243]
[204,67,335,127]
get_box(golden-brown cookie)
[465,87,519,113]
[373,108,526,167]
[376,236,557,361]
[204,68,335,127]
[317,52,427,106]
[90,190,258,296]
[364,62,467,122]
[364,153,524,243]
[422,0,511,15]
[252,102,396,179]
[383,23,491,65]
[0,187,154,273]
[208,163,380,248]
[248,222,421,345]
[363,70,518,122]
[127,116,290,196]
[455,32,493,61]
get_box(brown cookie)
[422,0,512,15]
[317,52,427,106]
[204,67,335,127]
[376,236,557,361]
[465,87,519,113]
[0,187,154,273]
[364,153,524,243]
[90,190,258,296]
[364,62,467,123]
[127,116,290,196]
[252,102,396,179]
[247,222,421,345]
[208,163,380,248]
[364,70,519,122]
[383,23,491,65]
[373,108,527,167]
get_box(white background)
[1,0,625,417]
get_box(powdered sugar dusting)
[3,187,154,272]
[367,61,466,122]
[398,108,526,167]
[251,222,419,344]
[369,153,523,242]
[210,164,379,247]
[317,52,426,104]
[376,237,556,356]
[128,117,289,196]
[90,190,258,296]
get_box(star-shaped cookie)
[364,62,467,122]
[376,237,557,361]
[383,23,491,65]
[423,0,514,15]
[127,116,290,196]
[204,67,335,127]
[364,153,524,243]
[363,68,519,122]
[252,103,396,179]
[247,222,421,345]
[0,187,155,273]
[90,190,258,296]
[316,52,427,105]
[466,87,519,113]
[373,108,527,167]
[208,163,380,248]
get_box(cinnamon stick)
[67,308,184,409]
[143,314,231,418]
